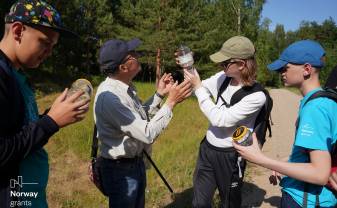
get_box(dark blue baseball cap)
[268,40,325,71]
[99,38,142,73]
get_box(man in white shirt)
[94,38,192,208]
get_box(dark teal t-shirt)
[13,69,49,208]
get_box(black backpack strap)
[91,125,98,159]
[316,194,320,207]
[266,118,272,137]
[303,89,337,106]
[303,186,308,208]
[229,82,264,106]
[262,88,273,137]
[216,77,231,105]
[297,88,337,132]
[230,83,273,145]
[255,90,273,138]
[303,183,320,208]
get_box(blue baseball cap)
[99,38,141,73]
[268,40,325,71]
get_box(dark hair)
[100,64,119,76]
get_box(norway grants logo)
[10,176,38,189]
[10,176,39,207]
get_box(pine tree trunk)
[156,48,161,87]
[238,7,241,34]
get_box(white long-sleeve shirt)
[94,77,173,159]
[194,71,266,148]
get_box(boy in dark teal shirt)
[0,1,89,207]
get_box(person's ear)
[119,64,129,73]
[303,63,313,77]
[11,22,25,43]
[237,60,246,71]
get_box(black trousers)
[192,139,246,208]
[0,186,11,208]
[280,191,302,208]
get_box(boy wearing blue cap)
[233,40,337,208]
[0,0,89,207]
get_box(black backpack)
[216,77,273,147]
[296,87,337,208]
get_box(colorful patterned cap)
[5,0,77,38]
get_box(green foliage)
[0,0,336,88]
[0,0,265,84]
[0,0,15,37]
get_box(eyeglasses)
[219,60,237,68]
[122,55,139,64]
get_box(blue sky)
[261,0,337,31]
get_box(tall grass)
[40,82,210,207]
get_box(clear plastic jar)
[177,45,194,73]
[67,79,93,102]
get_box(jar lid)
[232,126,248,141]
[71,79,93,97]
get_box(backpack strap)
[91,125,99,159]
[229,82,264,106]
[303,183,320,208]
[296,88,337,131]
[255,87,273,138]
[216,78,264,106]
[230,83,273,142]
[216,79,273,145]
[303,189,308,208]
[216,77,231,105]
[303,89,337,106]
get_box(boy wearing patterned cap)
[0,1,88,207]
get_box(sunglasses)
[219,60,238,68]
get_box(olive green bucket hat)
[210,36,255,63]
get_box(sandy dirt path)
[241,89,302,208]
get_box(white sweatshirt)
[194,71,266,148]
